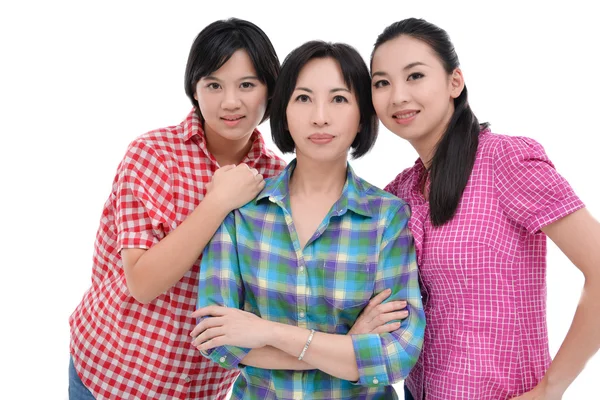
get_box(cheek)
[197,96,216,118]
[372,93,391,119]
[250,89,268,113]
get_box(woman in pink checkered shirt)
[370,18,600,400]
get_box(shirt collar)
[256,159,373,218]
[181,108,268,166]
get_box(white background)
[1,1,599,399]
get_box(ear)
[449,68,465,99]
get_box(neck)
[289,154,347,197]
[203,124,255,166]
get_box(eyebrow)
[203,75,260,81]
[295,87,351,93]
[372,61,429,78]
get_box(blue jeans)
[69,357,96,400]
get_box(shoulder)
[128,122,183,156]
[260,148,287,172]
[359,176,410,217]
[478,130,548,161]
[384,163,419,199]
[116,122,186,179]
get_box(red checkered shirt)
[385,129,584,400]
[69,109,286,399]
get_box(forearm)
[542,277,600,394]
[240,346,316,370]
[268,322,359,381]
[125,192,231,303]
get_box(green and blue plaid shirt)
[198,160,425,399]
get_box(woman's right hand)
[348,289,408,335]
[206,163,265,211]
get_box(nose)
[391,82,410,106]
[310,100,329,127]
[221,87,241,110]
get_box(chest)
[290,195,338,249]
[407,166,527,291]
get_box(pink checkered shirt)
[69,109,286,399]
[385,129,584,400]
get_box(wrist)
[539,375,567,398]
[202,190,234,215]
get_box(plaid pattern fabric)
[198,160,425,400]
[69,109,286,400]
[386,130,585,400]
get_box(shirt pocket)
[318,258,375,313]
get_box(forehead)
[372,35,439,69]
[295,57,346,87]
[204,49,257,78]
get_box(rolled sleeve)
[114,139,173,251]
[351,203,425,386]
[197,212,250,369]
[201,344,251,370]
[351,334,389,385]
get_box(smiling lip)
[308,133,334,144]
[221,115,245,127]
[392,110,419,125]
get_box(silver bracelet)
[298,329,316,361]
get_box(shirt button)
[219,356,226,363]
[372,377,379,384]
[184,375,192,383]
[299,311,305,318]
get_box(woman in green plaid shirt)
[192,40,425,400]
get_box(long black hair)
[372,18,488,226]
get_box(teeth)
[394,112,417,119]
[223,116,242,121]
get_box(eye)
[206,82,221,90]
[407,72,424,81]
[373,79,390,89]
[332,95,348,104]
[295,94,310,103]
[240,82,255,89]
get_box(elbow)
[129,288,155,305]
[124,276,156,304]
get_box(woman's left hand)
[190,305,271,351]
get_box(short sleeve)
[493,136,584,233]
[114,139,174,251]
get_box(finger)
[191,305,228,319]
[257,179,266,190]
[237,163,250,170]
[192,326,225,347]
[372,321,402,334]
[375,300,408,314]
[373,309,409,326]
[218,164,236,172]
[254,172,263,181]
[250,168,259,176]
[190,316,224,338]
[197,335,225,352]
[364,289,392,313]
